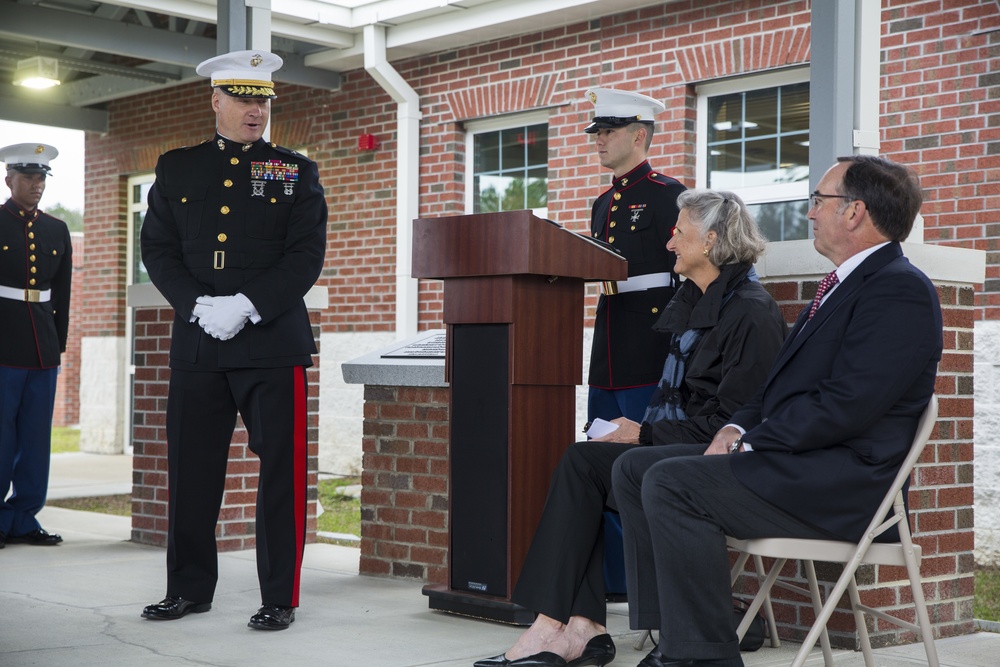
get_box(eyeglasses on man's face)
[809,192,855,208]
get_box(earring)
[703,248,710,257]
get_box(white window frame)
[124,172,155,456]
[696,67,810,207]
[464,110,550,218]
[126,173,155,287]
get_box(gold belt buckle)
[25,289,41,302]
[213,250,225,270]
[602,280,619,296]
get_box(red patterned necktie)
[809,271,839,319]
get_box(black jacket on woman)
[640,261,786,445]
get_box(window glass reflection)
[749,200,810,242]
[472,123,548,214]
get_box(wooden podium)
[413,210,626,623]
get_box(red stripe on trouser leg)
[290,365,307,607]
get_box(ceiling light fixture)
[13,56,61,89]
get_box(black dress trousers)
[165,365,309,607]
[511,440,635,625]
[611,445,828,660]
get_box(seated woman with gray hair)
[473,190,787,667]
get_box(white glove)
[194,293,254,341]
[192,299,213,323]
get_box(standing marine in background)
[139,50,327,630]
[0,143,72,549]
[585,89,686,425]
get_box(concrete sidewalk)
[47,451,133,499]
[2,452,996,666]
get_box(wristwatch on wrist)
[728,436,743,454]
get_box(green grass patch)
[51,427,81,454]
[45,477,361,544]
[976,567,1000,623]
[47,494,132,516]
[316,476,361,547]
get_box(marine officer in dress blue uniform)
[0,142,72,549]
[585,89,686,425]
[139,50,328,631]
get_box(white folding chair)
[727,395,939,667]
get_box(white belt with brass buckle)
[602,272,674,296]
[0,284,51,303]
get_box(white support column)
[853,0,881,157]
[809,0,857,192]
[217,0,246,53]
[810,1,910,238]
[245,0,273,142]
[246,0,272,52]
[364,23,422,339]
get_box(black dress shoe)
[508,651,567,667]
[7,528,62,545]
[248,604,295,630]
[0,531,6,549]
[141,596,212,620]
[568,633,616,667]
[504,633,617,667]
[474,654,511,667]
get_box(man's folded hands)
[192,293,254,341]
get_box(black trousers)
[611,445,828,661]
[164,366,309,607]
[511,440,636,625]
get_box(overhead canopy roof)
[0,0,676,132]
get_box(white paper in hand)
[586,418,619,439]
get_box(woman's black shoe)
[570,633,616,666]
[507,634,617,667]
[473,654,511,666]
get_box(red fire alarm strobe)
[358,134,380,151]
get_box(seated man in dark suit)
[611,155,943,667]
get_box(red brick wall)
[358,278,975,646]
[82,2,999,333]
[129,305,321,551]
[358,385,450,583]
[879,1,999,320]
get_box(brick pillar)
[358,385,450,583]
[130,304,320,551]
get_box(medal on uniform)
[250,160,299,198]
[629,203,646,223]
